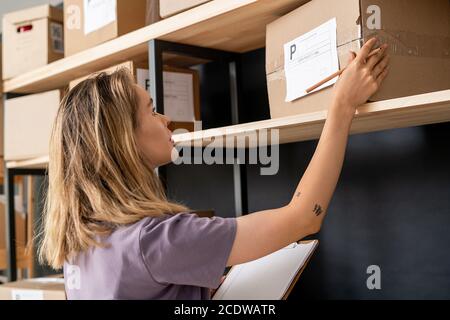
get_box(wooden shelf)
[173,90,450,147]
[4,0,301,94]
[6,156,49,170]
[7,90,449,169]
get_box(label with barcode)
[50,22,64,54]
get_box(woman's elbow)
[307,219,323,235]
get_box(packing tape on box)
[363,29,450,59]
[267,28,449,80]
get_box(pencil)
[305,47,382,93]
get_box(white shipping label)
[136,69,151,93]
[50,22,64,54]
[284,18,339,102]
[11,289,44,300]
[84,0,117,35]
[163,72,196,122]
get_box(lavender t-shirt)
[63,212,237,300]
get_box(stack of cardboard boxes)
[2,1,205,165]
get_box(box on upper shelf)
[266,0,450,119]
[64,0,147,56]
[69,61,201,133]
[159,0,211,18]
[0,277,66,300]
[2,5,64,80]
[146,0,162,25]
[4,90,63,161]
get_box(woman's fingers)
[356,37,377,63]
[376,66,389,88]
[366,44,388,69]
[373,54,390,78]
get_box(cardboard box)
[2,5,64,80]
[4,90,62,161]
[0,196,28,270]
[69,60,148,89]
[0,43,3,92]
[0,277,66,300]
[146,0,162,25]
[159,0,211,18]
[64,0,147,56]
[0,93,3,157]
[69,61,201,132]
[266,0,450,118]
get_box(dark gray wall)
[167,48,450,299]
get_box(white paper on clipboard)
[212,240,318,300]
[284,18,339,102]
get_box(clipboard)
[212,239,318,300]
[282,240,318,300]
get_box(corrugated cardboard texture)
[2,5,64,80]
[64,0,146,56]
[159,0,211,18]
[360,0,450,101]
[266,0,450,119]
[4,90,61,161]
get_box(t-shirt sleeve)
[139,212,237,289]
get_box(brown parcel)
[159,0,211,18]
[2,5,64,80]
[146,0,162,25]
[0,196,27,270]
[0,278,66,300]
[64,0,146,56]
[266,0,450,119]
[4,90,62,161]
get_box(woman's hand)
[330,37,390,121]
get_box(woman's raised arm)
[227,38,389,266]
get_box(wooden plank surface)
[4,0,302,94]
[5,90,450,169]
[173,89,450,147]
[6,156,49,170]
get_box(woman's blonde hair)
[39,69,189,269]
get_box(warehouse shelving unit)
[2,0,450,281]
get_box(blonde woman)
[39,38,389,299]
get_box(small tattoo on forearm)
[313,204,323,216]
[296,192,301,197]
